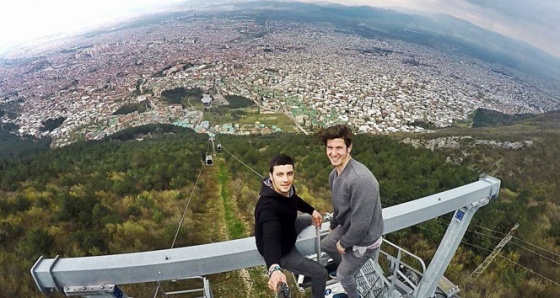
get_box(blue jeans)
[280,214,328,298]
[321,226,378,298]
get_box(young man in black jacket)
[255,154,327,298]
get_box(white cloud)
[0,0,558,58]
[0,0,184,51]
[299,0,560,58]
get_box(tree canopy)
[1,126,559,297]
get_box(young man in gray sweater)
[317,124,384,298]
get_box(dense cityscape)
[1,15,559,147]
[2,4,560,297]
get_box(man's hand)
[311,210,322,227]
[268,270,287,292]
[276,282,291,298]
[336,240,346,254]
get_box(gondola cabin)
[205,154,213,166]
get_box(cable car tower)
[30,174,501,298]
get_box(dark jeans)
[280,214,328,298]
[321,226,378,298]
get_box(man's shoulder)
[347,160,378,181]
[256,195,278,209]
[255,197,275,214]
[347,159,371,174]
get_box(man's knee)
[295,214,313,233]
[336,270,355,286]
[297,213,312,223]
[321,237,335,251]
[312,266,328,281]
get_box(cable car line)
[154,163,206,297]
[416,222,560,287]
[435,213,560,264]
[204,136,218,166]
[459,222,560,265]
[171,164,206,249]
[217,142,264,179]
[461,239,560,287]
[474,224,560,260]
[508,241,560,267]
[434,215,560,269]
[468,229,504,241]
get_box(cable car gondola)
[205,154,213,166]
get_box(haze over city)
[1,0,559,59]
[1,0,559,148]
[1,1,560,297]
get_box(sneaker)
[332,294,363,298]
[328,271,337,279]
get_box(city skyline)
[301,0,560,59]
[0,0,559,59]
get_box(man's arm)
[261,217,284,267]
[268,264,287,292]
[295,195,314,214]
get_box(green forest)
[112,101,151,115]
[0,126,51,160]
[161,87,204,108]
[1,110,560,297]
[39,116,66,132]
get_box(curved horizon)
[0,0,559,60]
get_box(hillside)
[398,109,560,297]
[1,114,560,296]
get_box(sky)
[0,0,559,58]
[303,0,560,59]
[0,0,184,54]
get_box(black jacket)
[254,177,315,268]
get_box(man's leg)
[336,247,378,298]
[294,213,313,234]
[321,226,343,265]
[281,248,327,298]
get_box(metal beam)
[31,176,500,294]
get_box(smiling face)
[269,164,294,197]
[326,138,352,173]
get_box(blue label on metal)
[113,285,124,298]
[455,210,465,220]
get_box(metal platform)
[30,177,500,297]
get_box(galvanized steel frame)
[31,176,500,296]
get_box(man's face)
[270,164,294,196]
[326,138,351,168]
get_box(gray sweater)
[329,158,384,249]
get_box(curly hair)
[316,124,353,147]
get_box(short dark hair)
[269,154,295,174]
[316,124,353,147]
